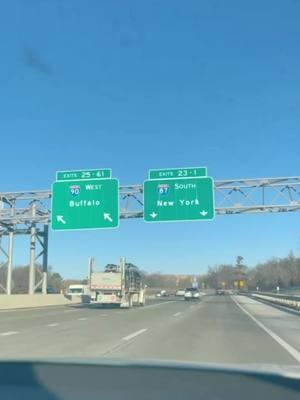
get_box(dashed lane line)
[122,328,148,341]
[0,331,18,336]
[144,301,175,309]
[173,312,182,317]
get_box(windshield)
[0,0,300,374]
[69,289,83,294]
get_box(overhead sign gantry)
[1,173,299,295]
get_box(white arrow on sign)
[200,210,208,216]
[57,215,66,224]
[104,213,113,222]
[150,212,158,219]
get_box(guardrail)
[244,291,300,311]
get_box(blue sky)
[0,0,299,279]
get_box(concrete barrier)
[0,294,82,310]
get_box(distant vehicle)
[89,258,145,308]
[216,288,225,295]
[47,287,60,294]
[36,287,59,294]
[226,289,235,295]
[161,290,169,297]
[184,288,200,300]
[176,289,185,296]
[156,290,169,297]
[67,284,90,297]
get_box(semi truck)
[89,257,145,308]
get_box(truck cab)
[67,284,90,303]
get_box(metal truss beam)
[119,176,300,217]
[0,176,299,229]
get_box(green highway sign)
[51,178,119,230]
[149,167,207,180]
[56,169,111,181]
[144,177,215,223]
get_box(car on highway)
[156,290,169,297]
[226,289,235,295]
[36,287,60,294]
[176,289,185,296]
[184,288,200,300]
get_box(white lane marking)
[122,328,148,341]
[47,323,59,327]
[145,301,174,309]
[78,317,87,321]
[0,331,18,336]
[231,296,300,363]
[173,312,182,317]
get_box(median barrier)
[0,294,82,310]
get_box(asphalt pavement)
[1,295,300,365]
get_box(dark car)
[36,287,60,294]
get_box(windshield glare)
[0,0,299,375]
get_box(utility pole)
[28,202,36,294]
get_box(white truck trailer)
[89,257,145,308]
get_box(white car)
[175,289,185,296]
[184,288,200,300]
[156,290,169,297]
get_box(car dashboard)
[0,359,300,400]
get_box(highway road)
[1,295,300,365]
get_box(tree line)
[143,253,300,292]
[142,272,197,292]
[202,253,300,291]
[0,264,65,294]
